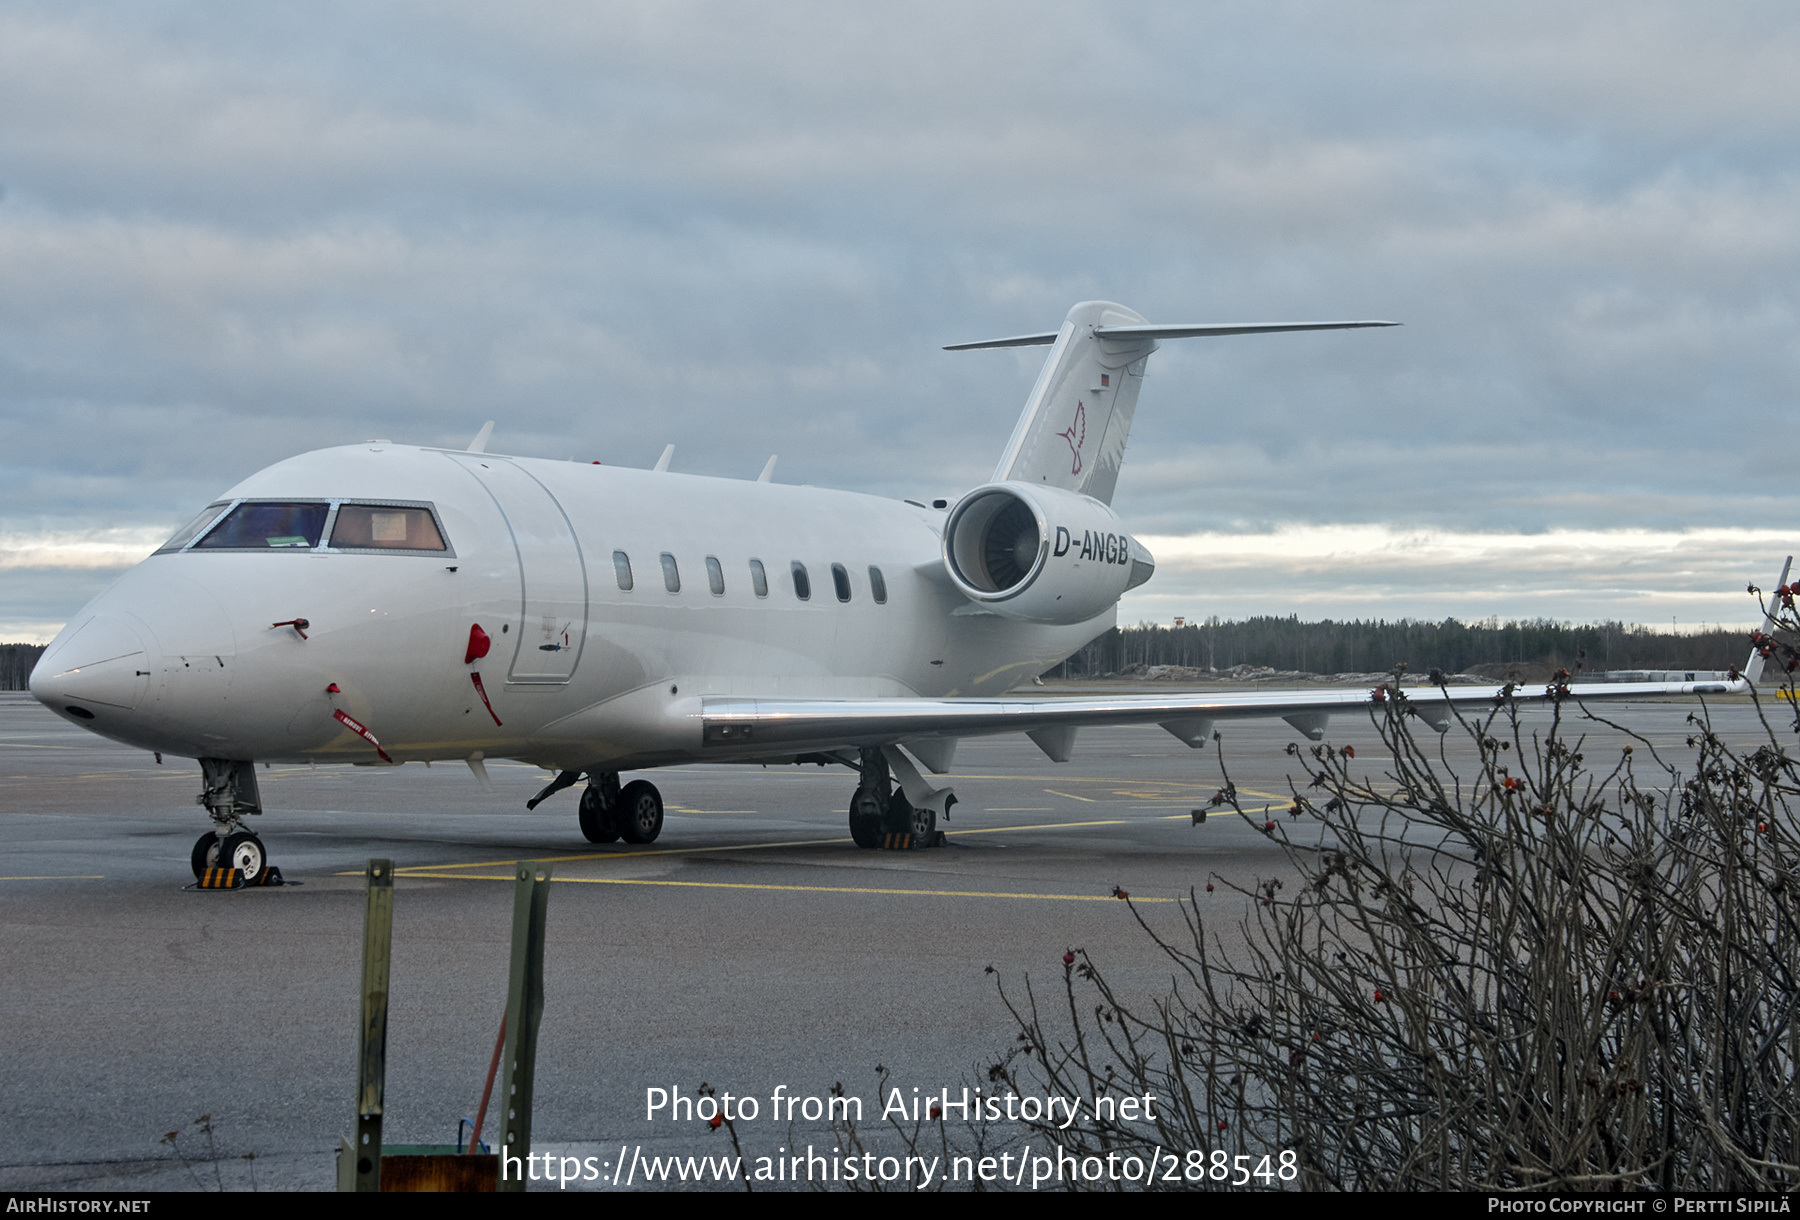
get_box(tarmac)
[0,688,1777,1191]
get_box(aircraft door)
[447,456,588,683]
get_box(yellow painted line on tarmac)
[357,811,1218,877]
[391,872,1175,903]
[0,875,105,881]
[954,817,1127,834]
[379,835,864,874]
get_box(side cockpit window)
[329,504,447,552]
[156,502,231,554]
[194,502,330,550]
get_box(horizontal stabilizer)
[944,331,1060,351]
[1094,320,1397,340]
[962,301,1401,505]
[946,320,1397,350]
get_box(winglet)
[653,444,675,472]
[466,421,494,453]
[757,455,777,483]
[1745,555,1793,685]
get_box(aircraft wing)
[699,676,1746,757]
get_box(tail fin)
[950,301,1397,506]
[980,301,1154,506]
[1745,555,1793,685]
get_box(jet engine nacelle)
[942,482,1154,624]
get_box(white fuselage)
[32,443,1112,771]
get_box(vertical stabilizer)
[990,302,1156,506]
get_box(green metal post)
[351,858,394,1192]
[497,862,552,1193]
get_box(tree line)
[1053,616,1752,678]
[1,644,44,691]
[2,617,1757,692]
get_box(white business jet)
[29,301,1763,883]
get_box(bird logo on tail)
[1058,402,1086,476]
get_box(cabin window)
[195,502,330,550]
[706,555,725,596]
[329,504,447,551]
[157,502,231,554]
[868,566,888,604]
[661,552,681,593]
[750,559,768,598]
[831,562,852,603]
[613,551,633,591]
[791,561,811,601]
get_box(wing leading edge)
[699,676,1745,756]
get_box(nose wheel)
[191,830,223,878]
[220,832,269,885]
[190,829,270,884]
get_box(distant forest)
[2,644,45,691]
[0,618,1761,692]
[1051,617,1754,680]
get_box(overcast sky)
[4,2,1798,642]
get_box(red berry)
[1374,989,1385,1002]
[1343,745,1355,759]
[1062,951,1075,965]
[708,1115,722,1129]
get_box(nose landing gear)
[189,758,279,886]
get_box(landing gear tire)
[617,780,664,844]
[191,831,222,880]
[578,785,622,844]
[848,788,885,849]
[889,791,935,840]
[219,832,268,885]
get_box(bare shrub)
[989,639,1800,1189]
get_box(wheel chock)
[185,865,289,891]
[879,831,947,850]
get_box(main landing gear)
[191,758,274,885]
[532,769,664,845]
[848,746,938,848]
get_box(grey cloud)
[4,0,1800,637]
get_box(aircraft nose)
[30,614,154,723]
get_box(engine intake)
[942,483,1153,624]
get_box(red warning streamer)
[470,672,503,726]
[332,708,394,763]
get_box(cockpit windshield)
[194,502,330,550]
[165,499,453,554]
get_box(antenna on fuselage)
[653,444,675,472]
[757,455,777,483]
[466,421,495,453]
